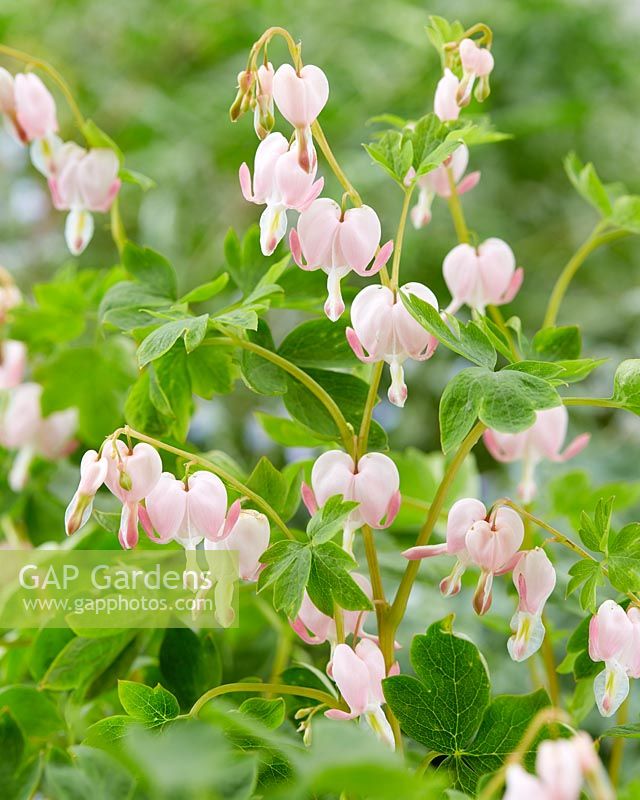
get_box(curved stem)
[390,186,414,289]
[0,45,86,132]
[543,227,629,329]
[110,197,127,256]
[446,166,470,244]
[122,425,294,540]
[205,336,355,456]
[563,397,621,410]
[357,362,384,454]
[311,121,362,207]
[608,697,628,789]
[190,681,343,717]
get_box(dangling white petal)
[30,133,62,177]
[594,659,629,717]
[366,705,395,750]
[507,611,545,662]
[342,521,358,557]
[65,209,94,255]
[9,445,34,491]
[387,358,407,408]
[259,203,287,256]
[324,268,346,321]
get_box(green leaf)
[610,195,640,234]
[0,686,63,739]
[278,318,356,368]
[186,344,236,398]
[247,457,288,515]
[45,745,135,800]
[240,321,287,396]
[401,292,497,369]
[124,371,172,437]
[119,166,155,191]
[137,314,209,367]
[307,541,372,616]
[363,130,413,185]
[307,495,360,545]
[159,629,222,711]
[83,715,141,748]
[179,272,229,304]
[82,119,123,162]
[0,708,25,795]
[259,541,312,618]
[564,153,612,217]
[600,723,640,738]
[531,326,582,361]
[608,523,640,593]
[239,697,286,730]
[439,367,560,453]
[99,281,173,330]
[255,412,330,447]
[149,344,194,440]
[122,242,177,299]
[118,680,180,725]
[612,359,640,414]
[28,627,76,683]
[40,632,135,693]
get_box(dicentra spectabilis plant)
[1,13,640,799]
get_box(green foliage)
[612,359,640,415]
[118,680,180,724]
[246,456,303,521]
[159,629,222,711]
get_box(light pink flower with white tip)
[346,282,439,407]
[303,450,400,555]
[483,406,590,503]
[48,143,122,255]
[410,145,480,229]
[143,471,241,550]
[589,600,640,717]
[457,38,494,106]
[507,548,556,662]
[0,340,27,390]
[272,63,329,172]
[205,508,270,581]
[65,449,108,535]
[239,132,323,256]
[254,62,275,139]
[290,198,393,321]
[325,640,394,748]
[434,68,461,122]
[0,282,22,325]
[0,382,77,491]
[103,440,162,549]
[443,238,524,315]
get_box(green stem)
[121,425,294,540]
[446,165,470,243]
[543,227,629,328]
[609,697,628,789]
[488,304,520,362]
[357,362,384,454]
[110,197,127,256]
[190,682,343,717]
[562,397,621,410]
[205,336,355,456]
[539,612,560,706]
[390,186,414,289]
[311,121,362,207]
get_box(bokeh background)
[2,0,640,787]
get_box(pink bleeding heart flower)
[144,470,240,550]
[457,38,495,106]
[434,68,461,122]
[14,73,58,142]
[0,340,27,390]
[443,237,524,315]
[0,276,22,325]
[303,450,401,555]
[239,132,324,256]
[410,144,480,228]
[272,63,329,172]
[325,639,394,748]
[403,497,487,597]
[48,143,122,255]
[205,508,270,582]
[0,382,77,492]
[589,600,639,717]
[290,198,393,321]
[466,506,524,615]
[254,62,275,139]
[65,449,109,536]
[507,548,556,662]
[104,440,162,549]
[347,282,439,407]
[291,573,373,647]
[483,406,590,503]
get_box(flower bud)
[253,62,275,139]
[229,69,255,121]
[65,449,108,535]
[507,548,556,662]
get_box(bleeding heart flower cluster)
[434,38,494,123]
[404,498,557,661]
[0,68,121,255]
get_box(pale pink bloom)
[103,440,162,549]
[504,765,549,800]
[239,131,323,256]
[291,573,372,647]
[457,38,494,105]
[0,281,22,324]
[0,340,27,390]
[143,470,240,550]
[507,548,556,662]
[14,73,58,142]
[443,238,523,315]
[205,508,270,581]
[302,450,401,555]
[589,600,639,717]
[272,63,329,172]
[434,68,461,121]
[483,406,590,503]
[65,449,109,535]
[254,62,275,139]
[325,640,394,748]
[290,198,393,321]
[347,282,438,407]
[48,143,121,255]
[573,732,615,800]
[410,145,480,228]
[0,382,77,491]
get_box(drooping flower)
[434,68,461,122]
[143,470,241,550]
[239,131,323,256]
[325,639,394,748]
[48,143,122,255]
[0,340,27,390]
[205,508,270,581]
[346,282,439,407]
[272,63,329,171]
[254,62,275,139]
[410,144,480,228]
[65,449,109,535]
[302,450,401,555]
[443,237,523,315]
[589,600,640,717]
[103,440,162,549]
[0,382,77,491]
[507,548,556,662]
[483,406,590,503]
[290,199,393,321]
[457,38,494,105]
